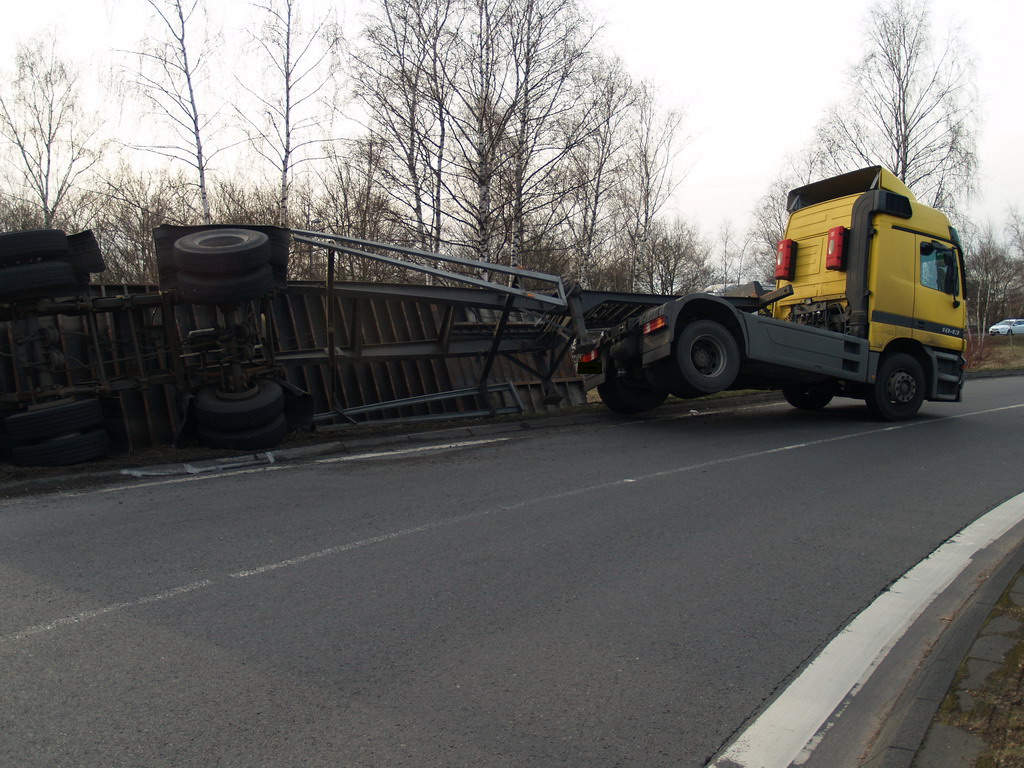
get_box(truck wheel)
[12,429,111,467]
[0,230,71,267]
[197,413,288,451]
[177,263,274,304]
[674,320,739,395]
[782,386,834,411]
[4,399,104,441]
[866,353,925,421]
[195,379,285,431]
[597,373,668,415]
[173,229,271,275]
[0,261,79,298]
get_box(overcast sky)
[2,0,1020,238]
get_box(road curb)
[0,373,1018,495]
[797,501,1024,768]
[861,547,1024,768]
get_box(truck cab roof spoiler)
[787,166,916,213]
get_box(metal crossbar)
[290,230,569,310]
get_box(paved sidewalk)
[913,569,1024,767]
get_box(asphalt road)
[2,377,1023,767]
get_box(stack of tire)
[3,399,110,466]
[161,225,292,451]
[193,378,288,451]
[172,229,275,305]
[0,229,106,301]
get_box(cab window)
[920,242,959,296]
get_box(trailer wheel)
[197,412,288,451]
[866,353,925,421]
[177,263,274,304]
[4,399,104,441]
[173,229,271,276]
[0,230,71,267]
[782,386,834,411]
[674,320,739,395]
[195,379,285,431]
[12,429,111,467]
[0,260,79,298]
[597,373,668,415]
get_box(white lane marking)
[311,438,509,465]
[0,580,214,644]
[2,438,510,502]
[5,404,1023,642]
[709,490,1024,768]
[230,521,446,578]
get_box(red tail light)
[579,348,599,363]
[826,226,847,271]
[642,316,668,335]
[775,239,796,281]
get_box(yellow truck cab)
[585,166,967,420]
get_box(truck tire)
[177,263,274,304]
[866,353,925,421]
[197,412,288,451]
[195,379,285,431]
[0,261,78,298]
[597,373,668,415]
[782,386,834,411]
[0,230,71,267]
[12,429,111,467]
[173,229,271,275]
[5,399,104,441]
[673,320,740,395]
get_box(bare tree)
[131,0,225,224]
[353,0,459,251]
[562,54,634,286]
[0,33,103,229]
[502,0,594,268]
[962,222,1024,331]
[239,0,341,226]
[617,81,685,291]
[813,0,978,212]
[91,163,196,282]
[635,216,712,295]
[714,220,749,286]
[1007,209,1024,261]
[444,0,518,264]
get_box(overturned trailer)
[0,226,667,466]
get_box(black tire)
[4,399,104,441]
[782,385,834,411]
[673,320,740,395]
[67,230,107,274]
[195,379,285,431]
[174,229,271,275]
[597,372,668,415]
[12,429,110,467]
[197,412,288,451]
[0,230,70,267]
[177,263,274,304]
[866,353,926,421]
[0,260,79,298]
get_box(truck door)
[913,238,965,350]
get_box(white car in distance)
[988,318,1024,335]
